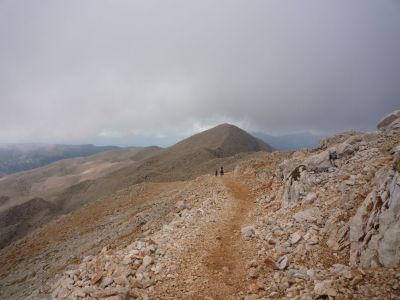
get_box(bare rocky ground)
[1,110,400,299]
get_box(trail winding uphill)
[154,175,258,299]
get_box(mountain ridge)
[0,124,272,249]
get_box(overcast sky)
[0,0,399,146]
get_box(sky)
[0,0,399,147]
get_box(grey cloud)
[0,0,399,146]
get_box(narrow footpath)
[155,174,258,299]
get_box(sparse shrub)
[289,165,306,181]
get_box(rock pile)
[50,176,231,299]
[51,240,160,299]
[234,110,400,298]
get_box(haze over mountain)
[0,144,120,176]
[0,124,271,248]
[254,132,323,151]
[1,1,399,146]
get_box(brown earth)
[153,175,259,299]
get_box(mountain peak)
[170,123,273,157]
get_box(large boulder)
[293,207,320,223]
[335,135,363,157]
[281,165,314,208]
[349,167,400,267]
[377,109,400,130]
[317,131,360,150]
[304,150,332,172]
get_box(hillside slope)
[1,110,399,299]
[0,146,162,248]
[99,123,273,185]
[0,125,272,249]
[171,123,273,156]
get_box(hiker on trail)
[215,169,218,176]
[220,166,224,176]
[329,150,338,167]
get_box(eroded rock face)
[281,166,310,208]
[349,167,400,267]
[317,131,361,150]
[280,148,338,208]
[377,109,400,130]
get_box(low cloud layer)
[1,0,399,146]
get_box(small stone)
[345,177,356,186]
[82,286,95,294]
[293,208,319,223]
[351,275,363,285]
[277,256,289,270]
[142,256,153,268]
[241,226,255,238]
[246,260,258,268]
[269,292,279,297]
[264,257,279,270]
[248,282,260,293]
[142,278,155,288]
[291,232,302,244]
[100,276,114,288]
[306,269,315,279]
[307,239,319,245]
[95,287,119,298]
[71,289,86,297]
[248,268,258,279]
[91,272,102,285]
[131,279,143,288]
[121,256,131,265]
[175,200,186,212]
[288,269,308,280]
[114,275,128,286]
[314,280,337,297]
[303,192,317,205]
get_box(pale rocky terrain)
[1,110,400,299]
[0,146,163,248]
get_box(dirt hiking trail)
[155,174,258,299]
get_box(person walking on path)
[215,169,218,176]
[220,166,224,176]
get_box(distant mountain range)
[0,124,272,248]
[0,144,120,176]
[253,132,323,150]
[0,130,321,177]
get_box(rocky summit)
[0,111,400,299]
